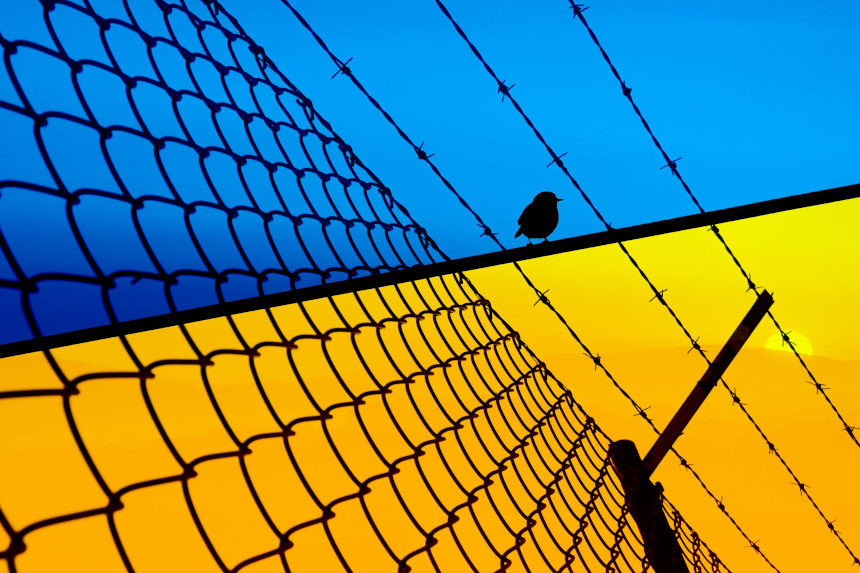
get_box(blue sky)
[0,0,857,344]
[226,0,860,258]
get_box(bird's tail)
[514,227,523,238]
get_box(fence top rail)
[1,183,856,359]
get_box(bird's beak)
[556,198,563,202]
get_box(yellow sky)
[468,197,860,571]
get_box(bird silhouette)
[515,191,562,243]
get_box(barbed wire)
[0,0,727,571]
[566,0,860,453]
[428,0,858,564]
[276,0,783,568]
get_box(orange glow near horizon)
[468,197,860,571]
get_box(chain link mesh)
[0,0,728,571]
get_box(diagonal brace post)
[609,290,773,572]
[642,290,774,476]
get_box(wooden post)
[609,440,690,573]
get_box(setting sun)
[765,331,814,356]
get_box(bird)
[515,191,562,243]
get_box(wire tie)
[418,232,429,249]
[483,301,493,321]
[538,363,548,382]
[379,186,394,209]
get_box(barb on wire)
[547,151,568,168]
[635,405,651,421]
[534,288,551,306]
[498,79,516,101]
[478,223,497,238]
[688,336,703,354]
[659,157,683,172]
[415,141,435,160]
[649,288,668,304]
[331,56,354,78]
[570,4,590,17]
[806,380,830,395]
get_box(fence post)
[609,440,690,573]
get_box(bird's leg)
[543,238,549,243]
[527,239,533,246]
